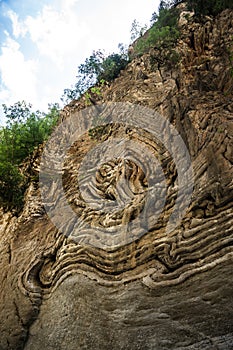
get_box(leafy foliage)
[156,0,233,16]
[130,19,148,42]
[187,0,233,16]
[0,101,59,165]
[62,45,128,103]
[0,101,59,210]
[100,53,128,81]
[134,4,180,55]
[134,0,233,56]
[146,0,233,58]
[158,0,182,12]
[0,161,25,210]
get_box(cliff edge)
[0,8,233,350]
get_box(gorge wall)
[0,8,233,350]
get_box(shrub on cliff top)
[134,4,180,55]
[187,0,233,16]
[62,44,129,103]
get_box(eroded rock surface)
[0,9,232,350]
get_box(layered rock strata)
[0,9,232,350]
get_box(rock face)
[0,9,233,350]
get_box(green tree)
[0,101,59,210]
[0,161,25,210]
[99,53,128,81]
[130,19,147,42]
[0,101,59,166]
[134,1,180,55]
[62,45,129,104]
[187,0,233,16]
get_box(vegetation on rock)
[0,101,59,210]
[62,44,128,103]
[1,0,233,211]
[133,0,233,56]
[131,0,183,56]
[187,0,233,16]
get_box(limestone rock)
[0,9,233,350]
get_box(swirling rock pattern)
[0,9,233,350]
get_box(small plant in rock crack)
[84,80,105,106]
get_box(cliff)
[0,8,233,350]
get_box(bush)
[157,0,233,17]
[0,101,59,210]
[187,0,233,16]
[0,102,59,166]
[134,0,233,56]
[157,7,180,28]
[135,25,180,55]
[0,161,25,210]
[62,45,129,103]
[134,4,180,55]
[99,53,128,81]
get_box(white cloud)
[0,34,38,106]
[60,0,80,12]
[6,10,27,38]
[0,0,88,113]
[24,0,88,68]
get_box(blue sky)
[0,0,159,123]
